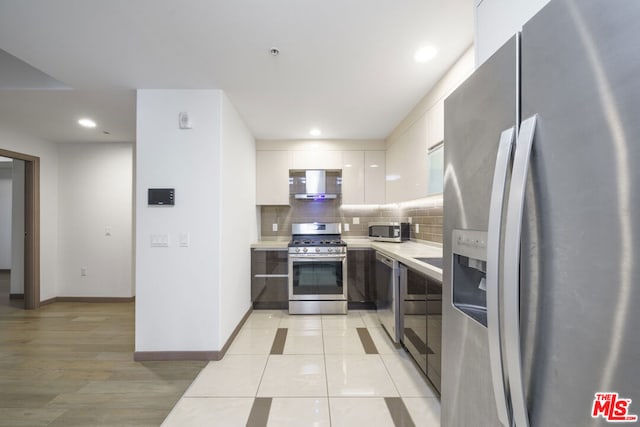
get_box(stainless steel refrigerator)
[442,1,640,426]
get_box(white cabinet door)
[364,151,385,204]
[386,115,428,203]
[290,150,342,169]
[256,150,289,205]
[427,101,444,149]
[341,151,365,204]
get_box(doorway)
[0,148,40,309]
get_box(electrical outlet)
[105,227,112,236]
[81,267,87,277]
[408,217,412,224]
[272,223,278,232]
[415,224,420,233]
[344,223,350,232]
[353,217,360,225]
[179,232,190,247]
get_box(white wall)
[10,160,24,294]
[475,0,551,65]
[219,93,257,342]
[0,128,59,300]
[57,142,133,297]
[136,90,223,352]
[0,162,12,269]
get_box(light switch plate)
[415,224,420,233]
[151,234,169,247]
[353,217,360,225]
[344,223,350,232]
[408,217,412,224]
[179,232,190,247]
[272,223,278,232]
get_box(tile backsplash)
[260,197,443,244]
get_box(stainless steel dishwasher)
[375,252,401,343]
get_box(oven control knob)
[303,248,308,253]
[296,248,300,253]
[315,248,321,253]
[328,248,333,253]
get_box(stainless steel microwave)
[368,222,410,242]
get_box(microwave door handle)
[487,127,516,427]
[504,115,537,427]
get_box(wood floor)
[0,271,206,426]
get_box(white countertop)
[363,240,443,281]
[250,240,289,249]
[251,238,443,281]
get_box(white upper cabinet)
[341,150,385,205]
[256,150,289,205]
[426,101,444,149]
[341,151,365,204]
[364,151,385,204]
[386,114,429,203]
[289,150,342,170]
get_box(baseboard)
[55,296,135,303]
[133,306,253,362]
[348,301,377,310]
[36,296,135,307]
[253,301,288,310]
[39,297,57,306]
[133,351,220,362]
[218,306,253,357]
[9,293,24,300]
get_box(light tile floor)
[162,310,440,426]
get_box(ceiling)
[0,0,474,143]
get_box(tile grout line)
[322,314,333,427]
[367,323,405,401]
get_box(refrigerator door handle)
[504,115,537,427]
[487,127,516,427]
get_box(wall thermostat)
[148,188,175,206]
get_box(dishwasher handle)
[375,252,396,268]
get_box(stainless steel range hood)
[293,170,339,200]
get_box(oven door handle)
[289,256,346,262]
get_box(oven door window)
[292,260,343,295]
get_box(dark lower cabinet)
[251,248,289,309]
[401,264,442,395]
[347,249,376,309]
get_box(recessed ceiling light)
[78,118,96,128]
[370,164,379,168]
[344,164,353,168]
[414,46,438,63]
[309,128,321,137]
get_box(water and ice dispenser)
[451,229,488,326]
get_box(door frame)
[0,148,40,309]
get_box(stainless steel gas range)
[288,223,347,315]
